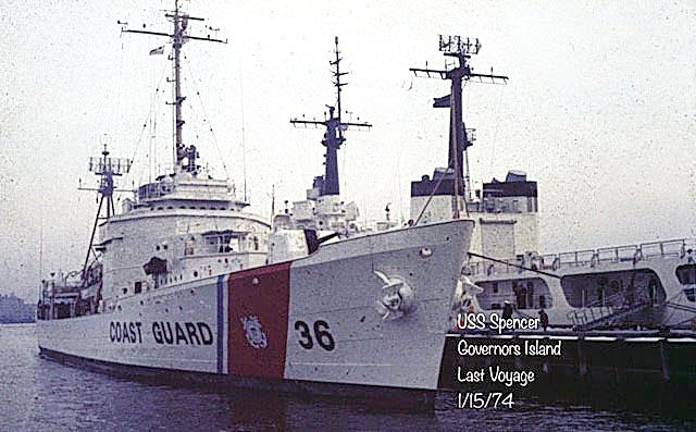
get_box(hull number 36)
[294,320,335,351]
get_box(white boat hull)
[38,220,473,400]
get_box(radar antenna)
[410,35,508,217]
[289,37,372,197]
[119,0,227,174]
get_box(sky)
[1,0,695,301]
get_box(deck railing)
[465,238,696,277]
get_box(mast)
[290,37,371,197]
[78,142,132,277]
[172,0,184,168]
[410,35,508,217]
[120,0,227,174]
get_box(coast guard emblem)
[240,315,268,349]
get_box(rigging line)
[149,89,155,183]
[662,290,693,325]
[149,80,162,183]
[182,55,230,181]
[413,170,448,226]
[467,251,562,279]
[117,23,125,149]
[487,85,505,175]
[663,299,680,326]
[341,135,348,194]
[669,314,696,329]
[239,56,247,202]
[396,150,404,223]
[124,61,170,188]
[186,56,228,179]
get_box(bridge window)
[134,281,142,294]
[204,232,241,254]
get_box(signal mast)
[79,1,227,279]
[78,138,132,276]
[119,0,227,173]
[410,35,508,218]
[290,37,372,197]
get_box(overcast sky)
[2,0,695,301]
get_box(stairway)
[568,292,653,331]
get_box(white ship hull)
[39,220,473,403]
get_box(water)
[1,324,692,431]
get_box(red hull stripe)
[227,262,292,379]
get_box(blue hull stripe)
[216,274,225,374]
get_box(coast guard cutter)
[36,1,474,406]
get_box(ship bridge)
[95,175,270,309]
[133,170,249,212]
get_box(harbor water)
[1,324,693,431]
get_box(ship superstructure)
[276,37,378,237]
[36,3,474,407]
[39,2,270,320]
[405,36,696,332]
